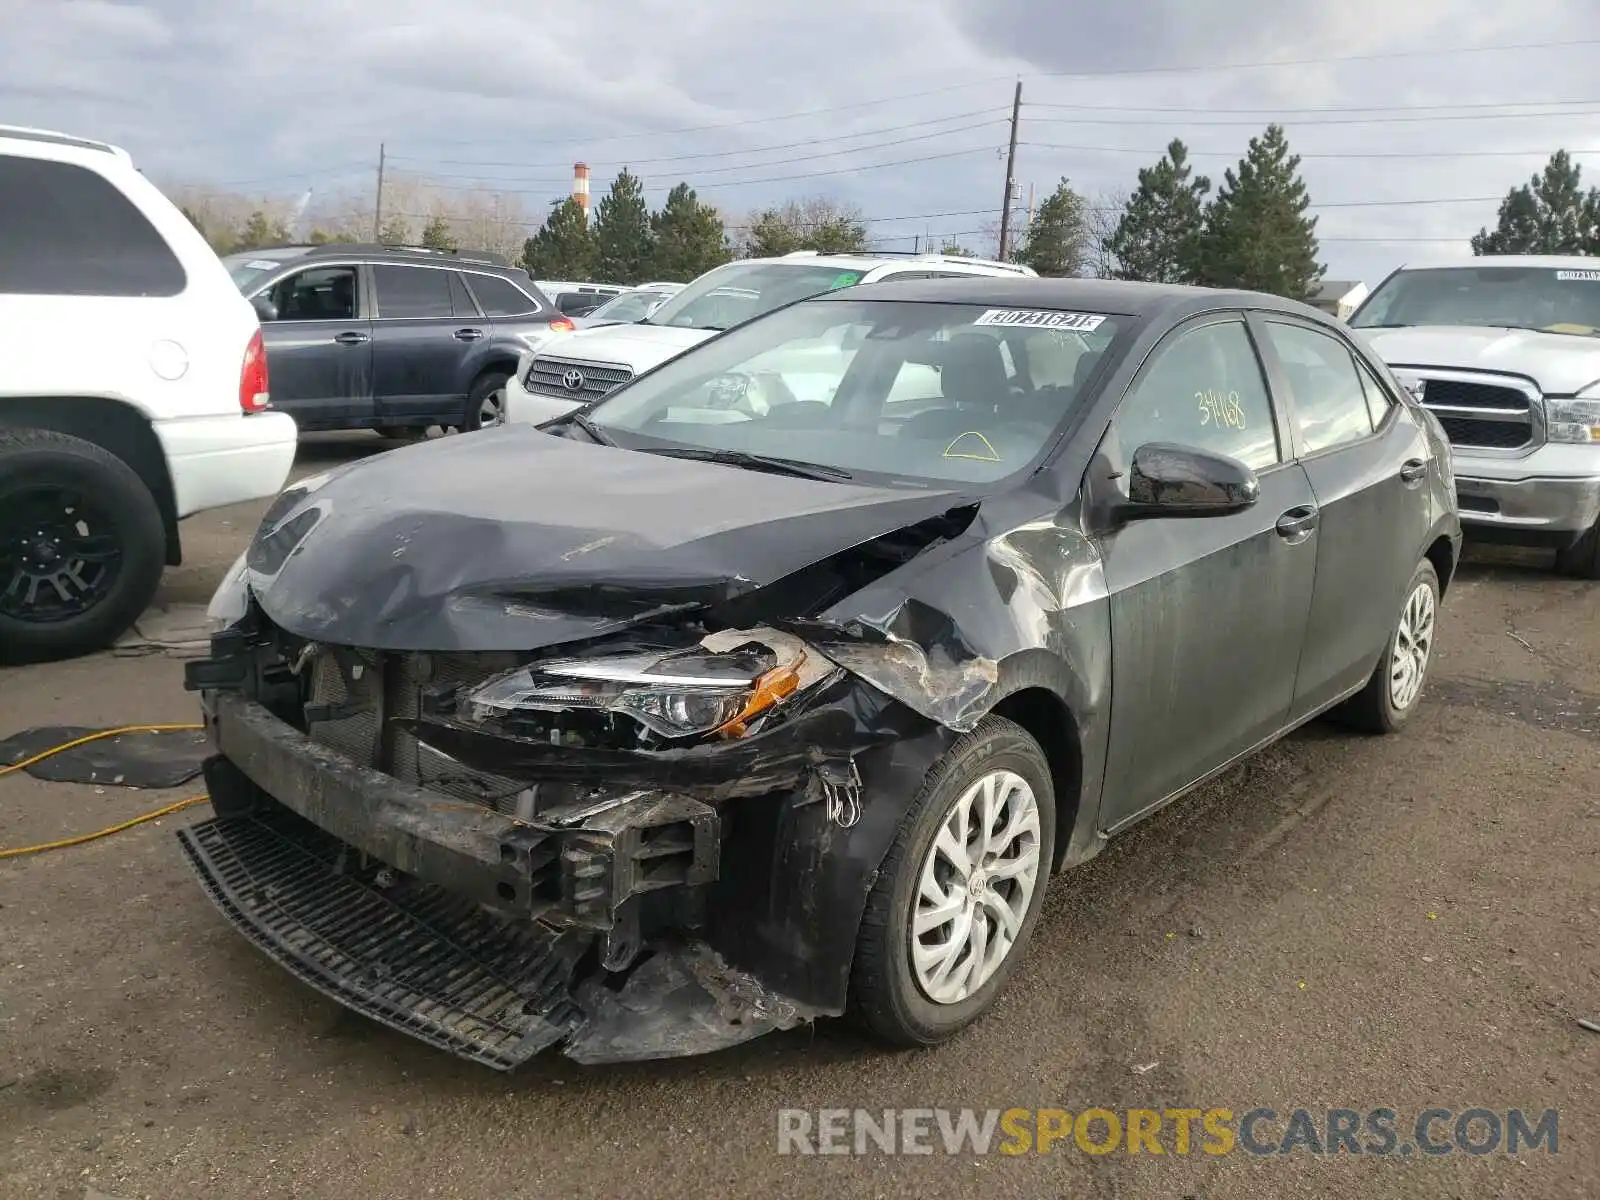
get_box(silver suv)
[1351,256,1600,577]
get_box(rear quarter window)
[0,154,187,297]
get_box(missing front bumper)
[178,804,819,1069]
[181,693,822,1068]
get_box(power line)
[311,34,1599,154]
[1027,35,1600,79]
[1022,108,1600,127]
[1022,140,1600,161]
[1023,96,1600,116]
[397,118,1008,185]
[387,109,1006,170]
[416,144,1005,195]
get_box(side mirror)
[1116,443,1260,520]
[251,294,278,322]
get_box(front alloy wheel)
[911,769,1042,1005]
[851,716,1055,1047]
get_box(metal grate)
[525,355,634,401]
[1417,377,1534,451]
[177,808,586,1071]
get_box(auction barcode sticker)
[974,309,1108,331]
[1556,269,1600,281]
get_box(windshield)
[1351,265,1600,336]
[222,249,308,293]
[642,262,870,332]
[583,298,1128,486]
[589,289,668,323]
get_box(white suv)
[0,126,298,662]
[1351,257,1600,578]
[502,251,1038,426]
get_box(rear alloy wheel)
[1338,558,1440,734]
[0,429,165,665]
[464,371,510,432]
[851,716,1055,1046]
[1554,522,1600,580]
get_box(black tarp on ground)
[0,726,209,788]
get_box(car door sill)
[1101,677,1371,838]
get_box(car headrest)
[940,333,1009,405]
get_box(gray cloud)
[4,0,1598,280]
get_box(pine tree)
[420,215,456,251]
[649,183,731,280]
[1471,151,1600,255]
[378,214,411,245]
[522,198,597,279]
[1014,178,1089,277]
[234,210,291,252]
[591,168,654,283]
[1108,139,1211,284]
[1191,124,1323,300]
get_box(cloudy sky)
[4,0,1598,281]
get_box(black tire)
[463,371,511,432]
[850,715,1056,1047]
[376,425,427,442]
[1338,558,1441,735]
[1554,522,1600,580]
[0,428,165,665]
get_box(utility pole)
[996,81,1022,261]
[372,143,387,242]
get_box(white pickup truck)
[1351,256,1600,577]
[501,250,1037,427]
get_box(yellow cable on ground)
[0,794,210,859]
[1,723,211,859]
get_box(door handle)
[333,331,370,345]
[1275,506,1319,541]
[453,328,484,341]
[1400,458,1427,485]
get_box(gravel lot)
[2,432,1596,1200]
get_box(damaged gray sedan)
[182,277,1461,1069]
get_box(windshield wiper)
[643,446,853,482]
[560,411,615,445]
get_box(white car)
[503,251,1038,427]
[0,125,298,662]
[1351,256,1600,577]
[570,283,686,330]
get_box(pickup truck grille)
[525,355,634,401]
[1414,377,1534,451]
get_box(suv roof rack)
[289,242,512,267]
[0,124,124,158]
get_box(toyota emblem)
[562,369,586,392]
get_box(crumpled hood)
[544,322,714,372]
[1358,325,1600,394]
[244,425,967,651]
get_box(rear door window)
[371,264,455,318]
[0,155,186,296]
[1264,321,1377,455]
[467,273,540,316]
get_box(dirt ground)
[1,433,1596,1200]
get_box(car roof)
[1390,255,1600,271]
[739,250,1034,276]
[820,275,1330,322]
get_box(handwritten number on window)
[1196,389,1246,429]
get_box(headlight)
[456,631,835,743]
[206,550,250,631]
[1549,388,1600,443]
